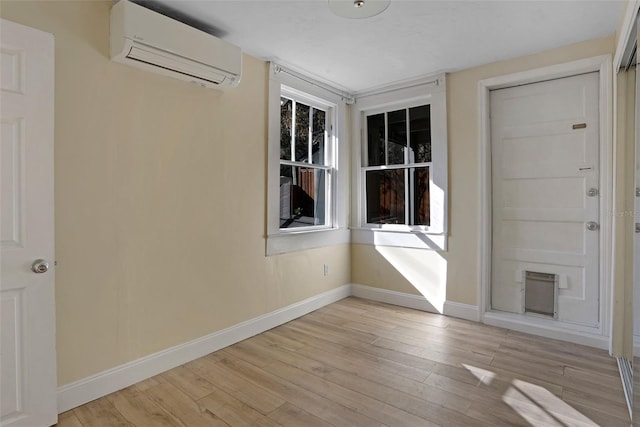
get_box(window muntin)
[279,94,332,230]
[363,104,432,227]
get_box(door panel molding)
[478,55,613,343]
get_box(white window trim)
[351,74,448,251]
[266,63,350,255]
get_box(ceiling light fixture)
[328,0,390,19]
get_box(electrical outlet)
[323,264,329,276]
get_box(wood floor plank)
[284,322,438,372]
[185,355,285,414]
[498,339,618,377]
[197,386,282,427]
[133,374,167,393]
[266,402,335,427]
[72,397,134,427]
[317,305,503,358]
[145,381,229,427]
[59,297,629,427]
[321,366,483,426]
[216,355,382,427]
[251,329,473,418]
[56,411,84,427]
[465,400,532,427]
[561,387,629,418]
[268,324,433,382]
[161,365,218,401]
[107,386,182,427]
[263,360,438,427]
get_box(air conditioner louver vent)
[126,45,226,85]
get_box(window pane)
[387,109,406,165]
[280,98,292,160]
[409,105,431,163]
[295,103,310,162]
[411,167,430,225]
[312,108,325,165]
[367,113,385,166]
[366,169,405,224]
[280,165,327,228]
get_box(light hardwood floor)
[56,297,629,427]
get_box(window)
[364,105,432,226]
[352,75,448,250]
[279,95,330,229]
[266,64,350,255]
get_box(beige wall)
[610,0,639,360]
[0,0,350,386]
[352,36,615,307]
[613,69,636,358]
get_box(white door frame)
[478,55,613,349]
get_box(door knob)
[586,221,599,231]
[587,188,598,197]
[31,259,49,274]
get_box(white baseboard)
[57,284,351,413]
[443,301,480,322]
[482,311,609,350]
[350,284,440,313]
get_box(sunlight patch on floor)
[503,381,600,426]
[462,363,495,385]
[464,364,599,426]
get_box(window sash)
[278,90,334,232]
[362,165,430,227]
[362,105,433,229]
[363,106,431,168]
[280,97,329,166]
[279,164,332,231]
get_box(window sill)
[266,227,350,256]
[350,228,447,251]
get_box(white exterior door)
[1,19,57,427]
[490,72,600,328]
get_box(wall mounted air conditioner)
[110,0,242,89]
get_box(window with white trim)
[279,91,332,229]
[352,75,448,250]
[266,64,350,255]
[364,104,432,226]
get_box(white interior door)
[1,19,57,427]
[490,72,600,328]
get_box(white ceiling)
[148,0,624,93]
